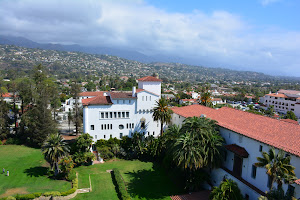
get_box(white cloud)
[0,0,299,76]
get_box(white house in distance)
[82,76,162,141]
[171,104,300,200]
[260,89,300,119]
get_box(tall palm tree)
[200,91,213,107]
[42,133,69,176]
[209,179,243,200]
[255,148,297,190]
[152,97,173,136]
[181,116,217,137]
[203,130,225,169]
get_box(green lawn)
[73,160,184,200]
[0,145,71,198]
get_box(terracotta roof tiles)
[171,105,300,157]
[82,95,112,105]
[110,91,136,99]
[137,76,162,82]
[79,91,105,97]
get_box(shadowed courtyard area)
[73,160,185,200]
[0,145,70,198]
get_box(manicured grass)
[74,160,184,200]
[0,145,71,198]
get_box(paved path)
[77,188,90,193]
[170,190,211,200]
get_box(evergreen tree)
[70,82,82,135]
[285,111,298,121]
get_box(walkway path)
[170,190,211,200]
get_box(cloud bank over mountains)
[0,0,299,76]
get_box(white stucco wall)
[138,81,161,96]
[170,114,300,199]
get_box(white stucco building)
[171,104,300,200]
[82,76,163,141]
[260,89,300,119]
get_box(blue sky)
[147,0,300,30]
[0,0,300,76]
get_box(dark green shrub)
[43,191,61,197]
[112,168,131,200]
[60,188,77,196]
[15,193,35,200]
[67,170,76,181]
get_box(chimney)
[132,86,136,97]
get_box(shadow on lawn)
[24,166,48,177]
[125,163,182,199]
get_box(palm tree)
[255,148,297,190]
[171,131,204,189]
[209,179,243,200]
[203,130,225,169]
[42,133,69,176]
[152,97,173,136]
[200,91,213,107]
[181,116,217,137]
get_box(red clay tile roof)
[181,99,197,102]
[137,76,162,82]
[110,91,136,99]
[79,91,105,97]
[281,119,299,125]
[136,88,144,93]
[171,104,300,157]
[82,95,112,105]
[266,93,288,98]
[278,89,300,95]
[212,98,222,101]
[295,179,300,185]
[225,144,249,158]
[136,88,159,96]
[1,93,13,98]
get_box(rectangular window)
[101,112,104,118]
[104,124,106,130]
[95,135,97,139]
[147,132,150,136]
[114,112,117,118]
[142,96,144,101]
[126,112,129,118]
[110,124,112,129]
[120,133,123,138]
[150,96,151,101]
[105,112,108,118]
[118,112,121,118]
[153,131,155,135]
[126,124,128,129]
[251,165,257,179]
[122,112,125,118]
[110,112,113,118]
[104,135,106,139]
[91,125,94,130]
[132,123,134,128]
[110,134,112,139]
[259,145,263,152]
[146,96,147,101]
[129,100,131,104]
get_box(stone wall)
[33,190,78,200]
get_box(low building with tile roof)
[82,76,163,141]
[171,104,300,200]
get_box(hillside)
[0,44,299,83]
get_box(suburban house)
[260,89,300,119]
[179,99,198,105]
[171,104,300,200]
[82,76,162,141]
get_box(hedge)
[0,178,78,200]
[112,168,131,200]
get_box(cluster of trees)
[96,116,225,191]
[42,133,95,180]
